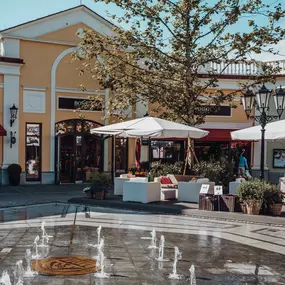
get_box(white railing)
[201,60,285,76]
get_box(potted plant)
[265,185,283,216]
[237,179,264,215]
[7,164,22,186]
[90,172,112,200]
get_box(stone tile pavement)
[0,184,85,208]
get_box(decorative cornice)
[200,121,253,130]
[23,86,47,91]
[0,56,24,64]
[56,87,105,95]
[4,36,77,47]
[0,61,23,75]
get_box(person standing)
[238,149,249,178]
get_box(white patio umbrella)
[231,119,285,141]
[90,116,208,138]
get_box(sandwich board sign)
[200,184,210,194]
[214,186,223,195]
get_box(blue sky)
[0,0,119,30]
[0,0,284,61]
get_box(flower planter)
[240,202,247,214]
[245,201,261,215]
[93,190,108,200]
[85,190,93,199]
[268,203,282,216]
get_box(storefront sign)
[194,105,231,116]
[200,184,210,194]
[58,97,102,111]
[141,138,150,146]
[214,186,223,195]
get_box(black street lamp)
[9,104,18,127]
[241,84,285,180]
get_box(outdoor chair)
[154,175,178,200]
[123,180,160,203]
[178,178,215,203]
[114,174,136,195]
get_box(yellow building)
[0,5,284,184]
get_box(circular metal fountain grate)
[32,256,99,276]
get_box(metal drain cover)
[32,256,98,276]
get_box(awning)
[0,125,7,136]
[195,129,236,142]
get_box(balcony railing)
[199,60,285,76]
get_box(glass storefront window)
[194,142,230,162]
[26,123,42,181]
[84,121,101,132]
[151,140,184,164]
[115,138,128,175]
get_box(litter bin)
[199,194,219,211]
[220,195,241,212]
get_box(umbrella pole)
[112,136,116,181]
[148,137,151,173]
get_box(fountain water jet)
[156,235,169,262]
[89,225,102,248]
[15,260,24,285]
[32,236,41,259]
[39,221,52,248]
[24,249,38,278]
[94,238,109,279]
[148,229,157,249]
[0,271,11,285]
[169,246,182,279]
[189,265,196,285]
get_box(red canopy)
[0,125,7,136]
[196,129,235,142]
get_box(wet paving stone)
[0,204,285,284]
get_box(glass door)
[75,136,83,183]
[82,134,101,182]
[55,136,61,184]
[60,135,75,183]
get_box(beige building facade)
[0,5,284,184]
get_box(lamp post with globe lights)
[241,84,285,180]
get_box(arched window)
[55,119,102,136]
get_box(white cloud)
[250,40,285,62]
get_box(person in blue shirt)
[238,149,249,177]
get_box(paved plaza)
[0,203,285,284]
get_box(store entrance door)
[60,135,75,183]
[55,119,103,184]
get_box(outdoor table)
[123,181,160,203]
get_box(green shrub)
[91,172,112,188]
[150,161,183,178]
[237,179,265,202]
[192,157,235,191]
[264,184,283,205]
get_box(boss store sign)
[58,97,102,111]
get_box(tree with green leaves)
[76,0,285,125]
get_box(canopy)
[90,117,209,139]
[231,119,285,141]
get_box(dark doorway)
[55,119,103,183]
